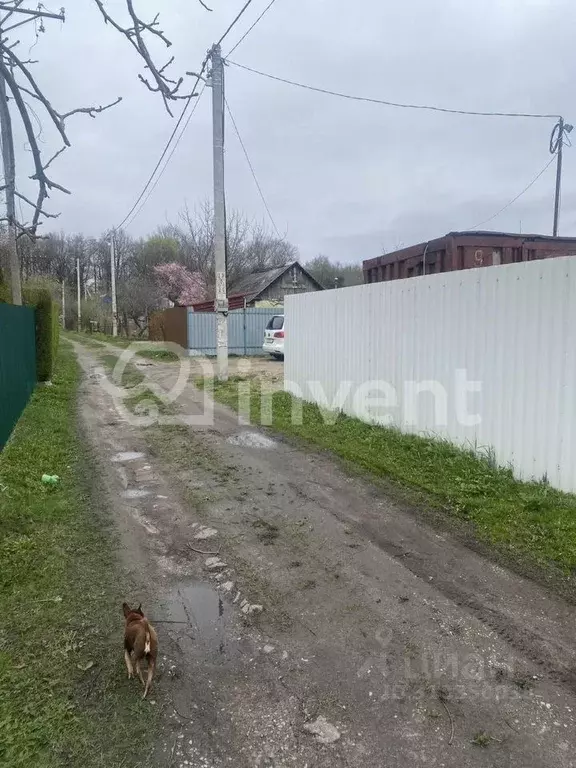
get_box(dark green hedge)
[22,288,59,382]
[0,280,59,381]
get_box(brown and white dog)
[122,602,158,698]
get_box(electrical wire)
[123,84,207,229]
[550,121,563,154]
[549,119,572,154]
[225,97,281,237]
[468,156,556,230]
[216,0,255,47]
[115,60,209,231]
[226,60,561,120]
[116,1,257,231]
[226,0,279,57]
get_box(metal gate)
[187,307,282,356]
[0,303,36,447]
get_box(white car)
[263,315,284,359]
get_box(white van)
[263,315,284,359]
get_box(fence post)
[243,303,247,356]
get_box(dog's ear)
[137,603,143,616]
[122,602,131,618]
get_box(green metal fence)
[0,303,36,448]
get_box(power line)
[226,0,279,57]
[226,60,561,120]
[468,156,556,230]
[225,97,281,237]
[216,0,255,47]
[115,61,209,230]
[116,1,258,232]
[123,85,208,230]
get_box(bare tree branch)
[157,55,175,75]
[59,95,122,122]
[1,214,48,239]
[0,58,69,195]
[15,189,59,217]
[0,0,26,26]
[0,55,69,236]
[93,0,176,114]
[0,3,64,21]
[93,0,209,115]
[42,145,66,171]
[5,47,122,138]
[4,45,70,144]
[0,0,209,253]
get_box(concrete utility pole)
[553,117,564,237]
[210,43,228,381]
[0,69,21,305]
[551,117,573,237]
[110,231,118,337]
[61,280,65,330]
[76,257,82,331]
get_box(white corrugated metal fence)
[284,257,576,492]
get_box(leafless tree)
[167,201,298,292]
[117,274,160,336]
[20,200,300,327]
[0,1,209,304]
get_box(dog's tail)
[144,630,151,655]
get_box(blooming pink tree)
[154,263,207,306]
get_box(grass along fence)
[0,343,157,766]
[202,376,576,591]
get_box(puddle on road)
[111,451,146,462]
[227,431,277,449]
[165,583,231,654]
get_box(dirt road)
[74,341,576,767]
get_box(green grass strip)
[0,343,156,768]
[202,377,576,578]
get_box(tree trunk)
[0,71,21,304]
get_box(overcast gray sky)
[11,0,576,263]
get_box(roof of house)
[228,261,323,301]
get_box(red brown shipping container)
[363,231,576,284]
